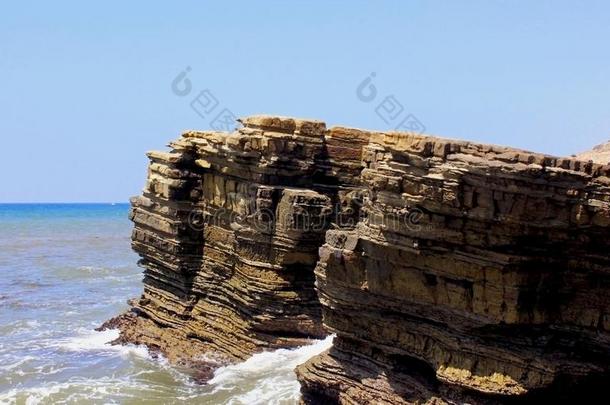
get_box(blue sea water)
[0,204,331,404]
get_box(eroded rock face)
[102,116,334,373]
[296,130,610,403]
[105,115,610,402]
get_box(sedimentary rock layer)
[103,116,334,373]
[296,127,610,403]
[106,115,610,402]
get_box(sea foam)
[55,328,150,359]
[207,335,334,405]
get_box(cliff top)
[181,115,610,180]
[575,140,610,164]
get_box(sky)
[1,1,609,202]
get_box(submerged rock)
[106,115,610,403]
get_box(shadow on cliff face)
[509,372,610,404]
[300,335,610,405]
[406,359,610,404]
[299,343,443,404]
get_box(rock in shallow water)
[105,115,610,403]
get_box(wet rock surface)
[106,115,610,403]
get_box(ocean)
[0,204,332,404]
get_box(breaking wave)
[1,328,333,405]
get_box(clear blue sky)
[2,1,609,202]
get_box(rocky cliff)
[295,127,610,403]
[102,116,334,377]
[106,115,610,402]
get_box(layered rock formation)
[296,131,610,403]
[106,115,610,402]
[102,116,333,374]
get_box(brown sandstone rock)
[104,115,610,403]
[297,129,610,404]
[102,117,333,372]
